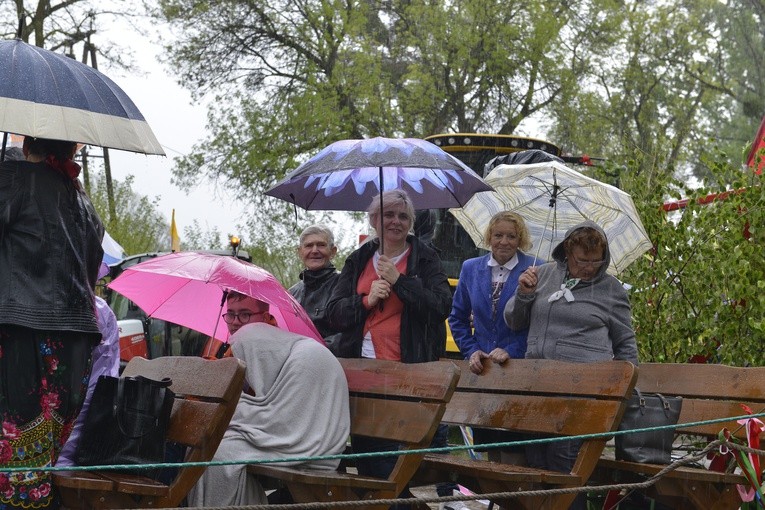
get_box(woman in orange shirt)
[328,189,451,363]
[328,189,452,491]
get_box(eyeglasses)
[221,310,268,324]
[571,256,606,268]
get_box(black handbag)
[615,388,682,464]
[75,374,175,479]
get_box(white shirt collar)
[487,253,518,271]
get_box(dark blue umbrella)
[0,39,163,155]
[265,137,492,211]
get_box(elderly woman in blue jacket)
[449,211,535,375]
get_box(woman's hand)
[489,348,509,365]
[518,266,538,294]
[377,255,400,285]
[367,278,392,307]
[468,350,490,374]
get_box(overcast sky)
[101,25,366,251]
[103,24,249,244]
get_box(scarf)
[45,155,81,180]
[548,274,581,303]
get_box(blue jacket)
[448,252,533,359]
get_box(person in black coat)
[0,136,104,508]
[288,224,342,351]
[328,190,451,363]
[327,190,452,505]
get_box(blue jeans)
[352,423,456,500]
[525,438,585,510]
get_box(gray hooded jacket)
[504,221,638,365]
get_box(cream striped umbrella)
[450,160,652,275]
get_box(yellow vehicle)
[423,133,564,358]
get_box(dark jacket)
[0,160,104,334]
[289,265,342,351]
[327,235,451,363]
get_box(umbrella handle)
[210,289,229,349]
[289,193,299,232]
[378,166,384,255]
[533,203,556,265]
[533,171,560,265]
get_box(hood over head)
[551,220,611,278]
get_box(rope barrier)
[4,410,764,474]
[6,412,764,509]
[109,439,765,510]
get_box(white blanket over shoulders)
[188,323,351,506]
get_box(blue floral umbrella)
[265,137,492,212]
[0,39,164,156]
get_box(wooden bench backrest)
[443,359,638,437]
[121,355,246,506]
[340,358,461,445]
[340,358,460,496]
[636,363,765,439]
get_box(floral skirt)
[0,326,96,509]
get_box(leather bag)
[75,374,175,478]
[615,388,682,464]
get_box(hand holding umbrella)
[518,266,539,294]
[376,255,401,285]
[367,279,392,308]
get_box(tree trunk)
[87,43,116,225]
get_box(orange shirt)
[357,252,410,361]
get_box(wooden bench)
[53,355,246,509]
[412,358,638,510]
[593,363,765,510]
[247,358,460,509]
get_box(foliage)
[88,171,170,255]
[620,152,765,366]
[181,220,225,251]
[153,0,607,207]
[154,0,764,202]
[234,209,359,288]
[550,0,764,179]
[0,0,138,70]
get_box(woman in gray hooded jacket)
[504,220,637,510]
[505,220,637,365]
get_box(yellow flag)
[171,209,181,252]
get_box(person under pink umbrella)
[187,292,350,507]
[202,291,284,359]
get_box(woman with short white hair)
[328,189,451,362]
[328,190,451,486]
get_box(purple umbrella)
[266,137,492,210]
[266,136,493,252]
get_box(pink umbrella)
[108,251,323,344]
